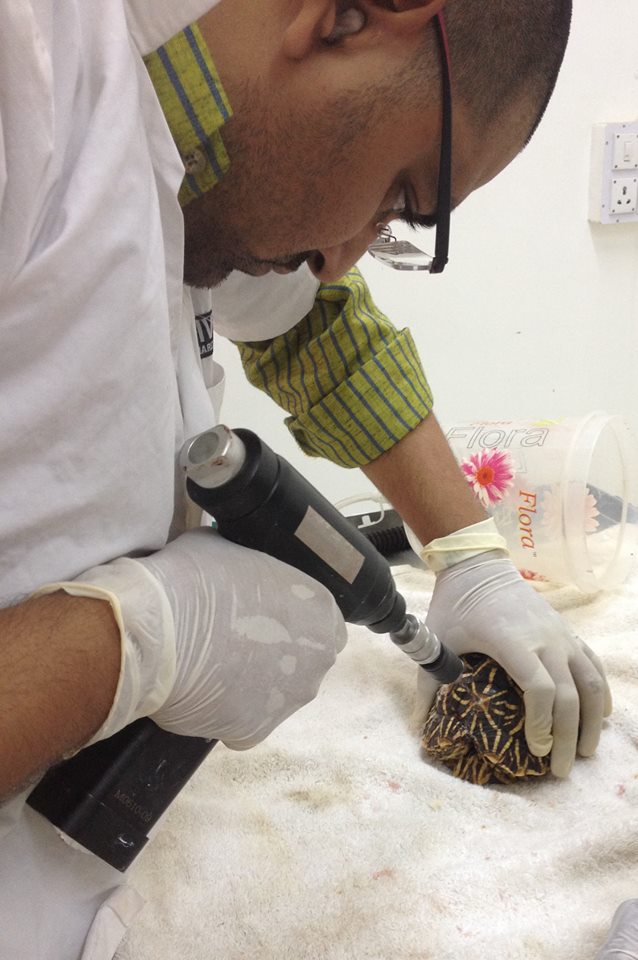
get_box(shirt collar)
[145,23,233,206]
[125,0,221,55]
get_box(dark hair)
[431,1,573,139]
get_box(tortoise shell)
[421,653,551,785]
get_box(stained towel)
[120,566,638,960]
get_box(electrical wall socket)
[610,176,638,215]
[589,120,638,224]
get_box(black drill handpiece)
[182,426,463,684]
[185,427,404,632]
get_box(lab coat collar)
[125,0,222,55]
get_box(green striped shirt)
[146,26,434,467]
[237,268,432,467]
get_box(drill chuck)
[389,615,463,684]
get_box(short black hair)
[443,0,573,139]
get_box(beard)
[182,216,262,288]
[181,151,320,288]
[182,214,313,288]
[181,80,373,288]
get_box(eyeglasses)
[368,11,452,274]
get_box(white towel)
[120,567,638,960]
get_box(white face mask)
[325,7,366,43]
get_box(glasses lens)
[368,238,434,272]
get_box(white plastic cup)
[440,413,638,592]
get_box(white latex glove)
[415,549,612,778]
[40,528,346,750]
[595,900,638,959]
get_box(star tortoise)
[421,653,551,785]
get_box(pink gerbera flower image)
[460,449,515,508]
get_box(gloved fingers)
[580,640,613,717]
[142,529,348,745]
[566,644,608,758]
[536,645,583,777]
[498,647,555,758]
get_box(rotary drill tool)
[28,426,461,871]
[181,425,462,683]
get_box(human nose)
[308,223,381,282]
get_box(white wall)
[215,0,638,505]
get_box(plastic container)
[440,413,638,592]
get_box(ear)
[282,0,446,61]
[281,1,342,61]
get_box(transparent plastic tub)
[441,412,638,592]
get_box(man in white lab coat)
[0,1,609,957]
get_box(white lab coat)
[0,1,318,956]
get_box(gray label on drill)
[294,506,365,584]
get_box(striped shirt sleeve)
[235,267,434,468]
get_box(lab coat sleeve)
[234,267,434,468]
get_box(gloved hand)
[414,522,612,778]
[595,900,638,959]
[37,528,346,750]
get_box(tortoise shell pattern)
[421,653,551,785]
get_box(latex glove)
[39,528,346,749]
[415,550,612,778]
[595,900,638,959]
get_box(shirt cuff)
[287,327,433,468]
